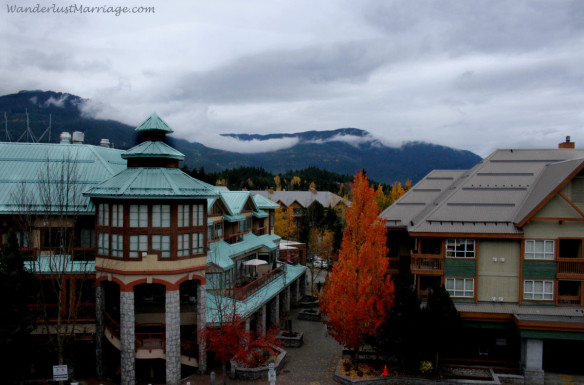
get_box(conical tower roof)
[135,112,174,134]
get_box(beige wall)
[533,192,581,219]
[524,220,584,239]
[477,240,521,302]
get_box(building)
[0,114,305,385]
[380,137,584,384]
[251,189,349,218]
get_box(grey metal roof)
[0,142,125,213]
[84,167,219,199]
[122,141,185,160]
[134,113,174,133]
[456,302,584,318]
[252,194,280,210]
[383,148,584,235]
[250,190,350,209]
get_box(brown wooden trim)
[460,312,514,323]
[96,264,206,276]
[519,239,525,304]
[558,191,584,218]
[514,318,584,333]
[517,162,584,227]
[411,232,523,239]
[529,217,584,222]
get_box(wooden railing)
[252,227,266,236]
[410,253,443,275]
[387,257,399,273]
[225,264,285,301]
[557,258,584,278]
[558,295,581,306]
[224,232,244,244]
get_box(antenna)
[37,113,52,143]
[4,112,13,142]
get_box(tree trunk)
[352,347,359,372]
[222,361,227,385]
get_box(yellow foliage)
[274,206,297,239]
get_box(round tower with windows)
[85,113,218,385]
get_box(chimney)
[100,138,110,148]
[267,188,274,194]
[72,131,84,144]
[559,136,575,149]
[59,132,71,144]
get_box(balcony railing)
[252,226,266,236]
[557,258,584,279]
[558,294,581,306]
[224,232,244,244]
[387,257,399,273]
[410,253,443,275]
[225,264,286,301]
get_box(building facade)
[381,138,584,383]
[0,114,305,385]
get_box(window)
[215,222,223,239]
[192,232,204,255]
[129,235,148,258]
[178,205,190,227]
[445,278,474,298]
[130,205,148,227]
[193,204,204,226]
[270,212,274,229]
[98,203,109,226]
[97,233,109,255]
[43,228,70,250]
[152,204,170,227]
[79,228,95,248]
[178,234,190,257]
[16,231,30,248]
[525,240,555,260]
[111,234,124,257]
[524,280,554,300]
[152,235,170,258]
[446,239,475,258]
[112,204,124,227]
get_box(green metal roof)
[84,167,219,199]
[0,142,126,213]
[252,209,268,218]
[206,262,306,323]
[135,113,174,133]
[122,141,185,160]
[220,191,251,215]
[224,213,246,222]
[252,194,280,209]
[207,233,280,270]
[24,254,95,275]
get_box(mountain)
[0,90,482,184]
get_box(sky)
[1,0,583,157]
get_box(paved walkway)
[191,306,343,385]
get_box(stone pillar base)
[524,369,544,385]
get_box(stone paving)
[191,305,343,385]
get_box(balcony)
[224,232,244,244]
[225,263,286,301]
[387,257,399,274]
[410,253,443,275]
[557,258,584,279]
[252,226,266,236]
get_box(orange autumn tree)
[320,170,394,368]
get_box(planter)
[298,308,321,321]
[276,330,304,348]
[297,295,319,308]
[230,346,287,380]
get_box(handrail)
[557,258,584,275]
[225,264,285,300]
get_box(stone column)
[120,290,135,385]
[166,289,181,385]
[95,284,105,379]
[283,286,291,313]
[197,283,207,374]
[269,295,280,329]
[523,338,544,385]
[256,305,266,338]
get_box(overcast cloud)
[1,0,582,156]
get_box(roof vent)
[60,132,71,144]
[100,138,110,148]
[559,136,575,149]
[72,131,84,144]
